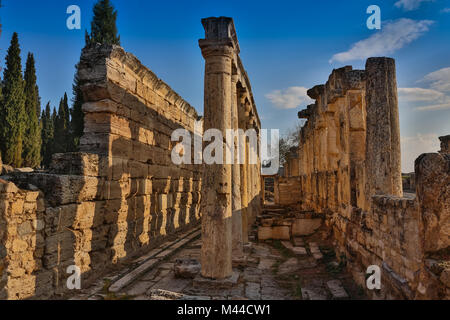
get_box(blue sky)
[1,0,449,171]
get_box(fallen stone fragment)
[148,289,184,300]
[174,258,201,279]
[313,252,323,260]
[281,241,293,250]
[326,280,349,300]
[302,287,327,300]
[292,247,307,255]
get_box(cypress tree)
[70,70,84,150]
[63,92,70,128]
[41,102,54,167]
[0,32,26,167]
[53,95,70,154]
[23,53,42,167]
[87,0,121,45]
[70,0,120,151]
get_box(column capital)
[199,39,235,59]
[199,17,239,59]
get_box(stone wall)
[282,58,449,299]
[332,194,422,299]
[0,180,49,299]
[274,176,301,206]
[332,151,449,299]
[0,45,203,299]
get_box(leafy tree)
[41,102,54,167]
[279,122,303,166]
[0,32,26,167]
[86,0,120,45]
[22,53,42,167]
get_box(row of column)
[295,58,402,214]
[199,17,261,279]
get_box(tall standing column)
[239,93,249,244]
[199,17,235,279]
[231,73,243,258]
[365,57,402,208]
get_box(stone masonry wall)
[274,177,301,206]
[284,58,449,299]
[332,151,449,299]
[0,180,49,299]
[0,44,202,299]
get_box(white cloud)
[265,86,314,109]
[441,8,450,13]
[415,102,450,111]
[330,19,433,63]
[401,133,440,172]
[401,67,450,111]
[395,0,434,11]
[398,87,444,102]
[422,67,450,92]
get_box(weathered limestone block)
[49,152,103,177]
[257,226,290,240]
[439,135,450,154]
[292,218,323,236]
[15,173,100,206]
[415,152,450,253]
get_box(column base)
[193,270,240,289]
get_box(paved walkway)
[69,207,366,300]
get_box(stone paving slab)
[193,270,240,289]
[67,205,365,301]
[326,279,349,300]
[293,247,307,255]
[109,228,200,293]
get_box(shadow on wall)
[0,44,203,299]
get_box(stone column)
[231,73,243,258]
[199,17,236,279]
[365,57,402,206]
[261,176,265,205]
[239,93,249,244]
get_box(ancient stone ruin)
[274,60,449,299]
[0,17,448,300]
[0,16,261,300]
